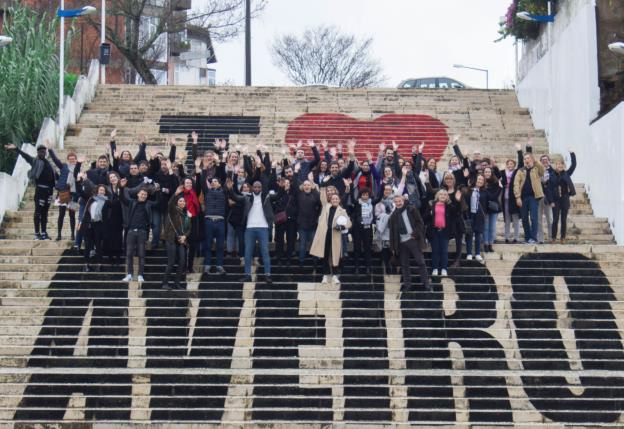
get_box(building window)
[207,68,216,86]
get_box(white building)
[514,0,624,243]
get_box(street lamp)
[0,35,12,48]
[608,42,624,55]
[453,64,489,90]
[245,0,251,86]
[57,3,97,150]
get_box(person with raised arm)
[4,141,56,240]
[202,175,229,276]
[161,187,192,290]
[514,142,545,244]
[150,156,179,249]
[48,145,83,241]
[226,178,277,284]
[289,139,320,183]
[463,174,488,261]
[109,129,148,178]
[119,178,159,283]
[551,149,577,243]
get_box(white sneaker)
[331,275,340,284]
[432,269,439,276]
[122,274,132,282]
[321,275,330,284]
[466,255,473,261]
[441,269,448,277]
[475,255,483,262]
[137,275,145,283]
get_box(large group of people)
[4,132,577,292]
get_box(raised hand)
[138,134,146,144]
[169,136,176,146]
[289,144,297,153]
[296,140,303,149]
[515,143,522,151]
[4,143,16,150]
[418,141,425,153]
[347,139,356,153]
[411,145,418,154]
[177,149,187,161]
[463,168,470,178]
[294,162,301,173]
[194,158,202,170]
[568,147,574,153]
[329,147,337,159]
[336,142,343,153]
[379,142,386,153]
[392,141,399,151]
[147,149,154,160]
[110,128,117,140]
[306,139,315,147]
[455,190,462,202]
[402,165,408,175]
[176,185,184,194]
[77,155,87,164]
[453,135,460,144]
[526,138,533,147]
[191,131,198,143]
[321,140,328,151]
[307,171,314,182]
[365,151,372,161]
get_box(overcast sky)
[200,0,517,89]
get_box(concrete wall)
[516,0,624,243]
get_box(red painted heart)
[284,113,449,162]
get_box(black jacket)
[293,187,321,230]
[17,148,56,189]
[425,201,461,239]
[228,190,278,227]
[551,152,577,202]
[389,206,426,254]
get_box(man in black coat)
[389,195,430,292]
[5,143,56,240]
[150,159,179,248]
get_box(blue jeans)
[521,196,540,242]
[204,218,225,267]
[431,229,449,270]
[226,222,245,254]
[483,212,498,245]
[244,227,271,275]
[151,211,164,247]
[465,213,482,256]
[298,228,316,263]
[74,199,87,248]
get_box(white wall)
[516,0,624,243]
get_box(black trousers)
[398,239,429,287]
[34,187,53,234]
[84,222,104,265]
[552,196,570,239]
[353,224,373,269]
[453,231,463,262]
[275,220,297,258]
[57,195,76,239]
[165,241,186,284]
[126,229,147,276]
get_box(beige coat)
[310,203,351,267]
[514,162,545,200]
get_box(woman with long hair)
[310,191,351,285]
[426,189,460,276]
[181,176,202,273]
[162,190,192,290]
[79,184,109,272]
[482,166,502,252]
[463,174,487,262]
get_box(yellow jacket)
[514,162,545,200]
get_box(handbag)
[58,190,71,204]
[487,200,500,213]
[274,211,288,225]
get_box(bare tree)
[87,0,266,84]
[272,25,385,88]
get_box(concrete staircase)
[1,86,623,427]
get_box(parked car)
[398,77,468,89]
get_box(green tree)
[0,5,60,172]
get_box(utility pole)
[245,0,251,86]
